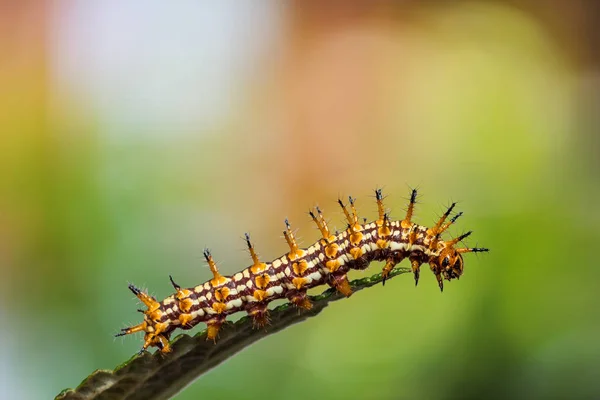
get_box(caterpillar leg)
[248,304,271,329]
[288,290,313,310]
[411,259,422,287]
[329,273,352,297]
[206,317,225,342]
[156,334,172,353]
[435,272,445,292]
[252,310,271,329]
[137,333,171,355]
[381,258,396,286]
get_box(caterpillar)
[116,189,488,354]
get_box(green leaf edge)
[55,267,411,400]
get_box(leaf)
[55,267,411,400]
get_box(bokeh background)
[1,1,599,399]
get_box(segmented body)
[117,189,488,354]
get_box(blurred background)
[1,1,598,399]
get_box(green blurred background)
[1,1,598,399]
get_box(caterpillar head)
[431,238,488,291]
[427,247,464,292]
[438,247,464,281]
